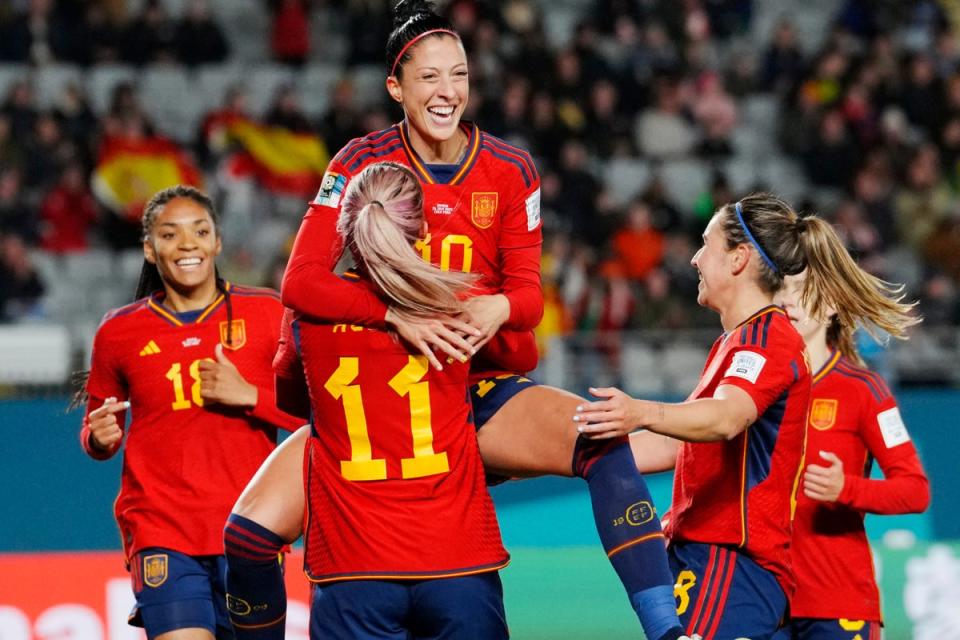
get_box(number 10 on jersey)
[324,355,450,481]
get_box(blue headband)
[735,201,780,276]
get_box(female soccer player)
[575,193,906,639]
[276,161,509,639]
[772,272,929,640]
[79,185,302,640]
[222,2,683,640]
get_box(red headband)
[389,28,460,77]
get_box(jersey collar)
[147,282,229,327]
[812,349,841,385]
[398,120,480,186]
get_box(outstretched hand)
[386,306,481,371]
[803,450,845,502]
[198,343,258,408]
[460,294,511,351]
[573,386,651,439]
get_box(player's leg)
[670,542,786,640]
[129,549,221,640]
[473,377,683,640]
[789,619,882,640]
[224,426,310,639]
[309,581,409,640]
[409,572,508,640]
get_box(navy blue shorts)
[309,572,508,640]
[774,618,881,640]
[129,547,233,639]
[669,542,786,640]
[469,374,537,431]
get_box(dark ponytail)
[386,0,459,79]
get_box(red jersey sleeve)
[281,158,390,327]
[81,319,128,460]
[498,173,543,330]
[273,308,310,419]
[838,394,930,514]
[717,341,797,415]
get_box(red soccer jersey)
[665,306,811,596]
[790,352,929,620]
[283,299,509,582]
[281,121,543,379]
[81,284,302,560]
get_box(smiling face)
[387,34,469,149]
[690,213,735,311]
[143,196,221,296]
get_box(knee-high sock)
[574,437,683,640]
[224,513,287,640]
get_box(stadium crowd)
[1,0,959,335]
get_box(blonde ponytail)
[797,216,919,362]
[338,162,476,315]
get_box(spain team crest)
[810,398,838,431]
[143,553,168,588]
[471,192,498,229]
[219,319,247,350]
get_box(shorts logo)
[220,319,246,350]
[810,398,838,431]
[471,192,498,229]
[625,501,655,526]
[227,594,252,616]
[314,171,347,208]
[143,554,168,588]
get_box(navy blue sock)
[224,513,287,639]
[573,437,682,640]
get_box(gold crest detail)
[219,319,247,350]
[143,553,168,588]
[471,192,498,229]
[810,398,838,431]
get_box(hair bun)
[392,0,435,29]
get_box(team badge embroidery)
[143,553,168,588]
[810,398,838,430]
[471,192,498,229]
[220,319,247,350]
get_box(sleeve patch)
[525,188,541,231]
[313,171,347,208]
[724,350,766,384]
[877,407,910,448]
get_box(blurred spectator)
[610,199,665,281]
[895,144,952,252]
[802,109,859,188]
[74,3,125,65]
[692,170,735,226]
[198,83,251,166]
[38,161,98,254]
[264,85,313,132]
[692,71,737,156]
[554,139,603,246]
[54,82,97,166]
[0,0,74,65]
[761,20,805,94]
[635,75,697,159]
[831,197,883,267]
[175,0,230,67]
[268,0,311,67]
[0,113,23,169]
[317,78,364,154]
[0,166,35,243]
[0,233,45,321]
[528,91,565,163]
[482,75,531,144]
[345,0,390,66]
[124,0,178,66]
[852,160,898,248]
[899,53,943,135]
[23,112,78,190]
[583,79,634,159]
[1,80,38,142]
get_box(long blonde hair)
[722,193,919,363]
[337,161,475,314]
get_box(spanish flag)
[92,135,203,222]
[219,116,329,196]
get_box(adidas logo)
[139,340,161,356]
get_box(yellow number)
[165,363,192,411]
[475,379,496,398]
[440,234,473,273]
[165,359,211,411]
[390,356,449,479]
[324,357,387,481]
[325,356,449,481]
[674,570,697,616]
[415,233,473,273]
